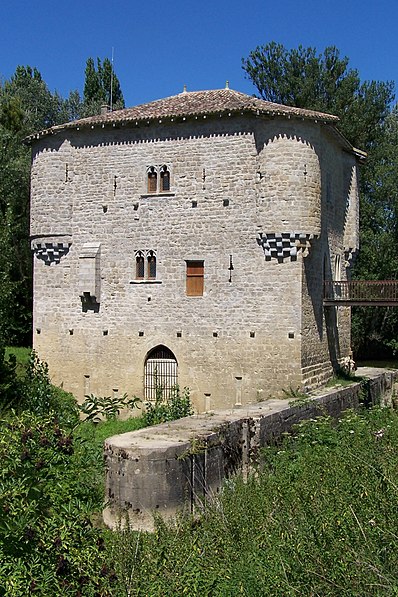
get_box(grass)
[3,347,398,594]
[325,374,360,388]
[5,346,31,377]
[77,416,147,449]
[104,406,398,596]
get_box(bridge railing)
[324,280,398,306]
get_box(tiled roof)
[27,87,340,143]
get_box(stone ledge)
[104,368,398,531]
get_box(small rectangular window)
[186,261,204,296]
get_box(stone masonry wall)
[31,114,357,410]
[300,133,359,387]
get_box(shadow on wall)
[303,239,341,370]
[325,305,341,370]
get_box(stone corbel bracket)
[31,236,72,265]
[257,232,318,261]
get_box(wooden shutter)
[148,171,157,193]
[186,261,204,296]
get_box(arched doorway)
[144,345,178,401]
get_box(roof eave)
[25,106,339,146]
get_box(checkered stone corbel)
[32,241,72,265]
[257,232,317,261]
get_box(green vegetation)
[79,392,141,423]
[0,347,197,594]
[82,57,124,117]
[0,346,113,595]
[2,42,398,593]
[242,43,393,151]
[4,346,31,369]
[143,385,194,426]
[106,407,398,596]
[1,345,398,594]
[325,368,362,388]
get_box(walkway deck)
[324,280,398,306]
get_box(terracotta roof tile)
[26,88,340,143]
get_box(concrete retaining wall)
[103,368,398,530]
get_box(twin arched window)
[147,165,170,194]
[136,250,156,280]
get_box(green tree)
[242,42,394,150]
[0,95,32,345]
[352,107,398,357]
[82,56,124,116]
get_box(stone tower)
[28,88,362,411]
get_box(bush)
[143,385,194,426]
[0,347,79,427]
[0,348,116,594]
[0,411,115,595]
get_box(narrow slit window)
[160,166,170,192]
[136,254,145,279]
[147,167,157,193]
[147,253,156,279]
[186,260,204,296]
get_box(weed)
[282,386,312,407]
[79,392,141,423]
[103,407,398,596]
[143,385,193,426]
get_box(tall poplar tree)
[82,57,124,116]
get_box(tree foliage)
[351,107,398,356]
[0,349,115,595]
[0,67,68,345]
[242,42,394,150]
[243,42,397,359]
[82,57,124,116]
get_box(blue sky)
[1,0,397,108]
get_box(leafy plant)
[79,392,141,423]
[0,347,79,426]
[282,386,312,407]
[0,411,115,595]
[143,385,193,426]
